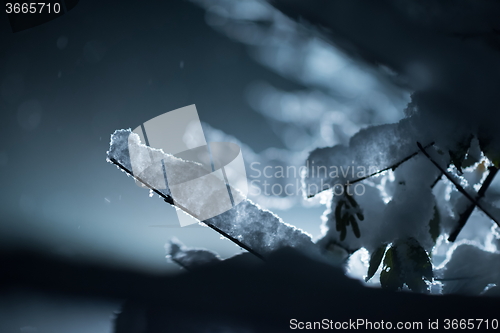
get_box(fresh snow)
[108,129,318,259]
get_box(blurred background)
[0,0,409,331]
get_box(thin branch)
[434,276,479,281]
[448,166,499,242]
[307,142,435,198]
[353,143,434,184]
[416,142,500,229]
[431,172,443,189]
[109,157,174,204]
[109,157,265,261]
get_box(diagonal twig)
[434,276,480,281]
[416,142,500,229]
[448,166,498,242]
[430,172,443,189]
[350,142,436,185]
[308,142,435,198]
[108,157,266,261]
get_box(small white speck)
[105,197,110,203]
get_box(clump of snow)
[437,242,500,296]
[107,129,134,172]
[303,117,430,198]
[166,238,221,269]
[108,128,318,259]
[206,198,317,256]
[377,155,441,251]
[309,130,443,257]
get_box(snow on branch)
[303,117,435,198]
[107,129,318,260]
[417,142,500,231]
[166,238,222,270]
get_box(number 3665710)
[6,2,61,14]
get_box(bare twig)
[352,142,435,184]
[434,276,479,281]
[109,157,266,261]
[448,166,499,242]
[307,142,435,198]
[416,143,500,229]
[431,172,443,189]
